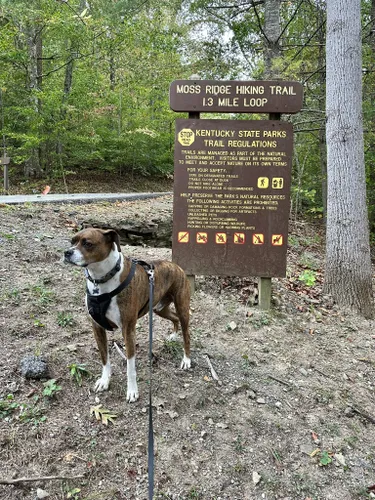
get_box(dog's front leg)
[122,321,139,403]
[92,322,111,392]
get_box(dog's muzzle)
[64,249,74,263]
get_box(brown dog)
[64,228,191,402]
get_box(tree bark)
[317,4,327,223]
[264,0,281,79]
[24,23,42,177]
[325,0,374,318]
[368,0,375,233]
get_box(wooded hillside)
[0,1,373,224]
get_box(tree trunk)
[368,0,375,233]
[317,4,327,223]
[325,0,374,318]
[24,23,42,177]
[264,0,281,79]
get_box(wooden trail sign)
[172,119,293,277]
[170,80,303,114]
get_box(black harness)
[86,259,154,331]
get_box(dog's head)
[64,228,121,267]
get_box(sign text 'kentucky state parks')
[170,80,303,114]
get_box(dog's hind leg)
[154,304,180,336]
[173,291,191,370]
[92,322,111,392]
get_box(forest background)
[1,0,374,227]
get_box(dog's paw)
[94,377,110,392]
[180,355,191,370]
[126,389,139,403]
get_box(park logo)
[178,128,195,146]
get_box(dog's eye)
[82,239,93,249]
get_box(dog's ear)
[103,229,121,252]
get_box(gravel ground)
[0,197,375,500]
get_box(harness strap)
[86,259,137,331]
[85,255,122,285]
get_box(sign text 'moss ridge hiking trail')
[170,80,303,114]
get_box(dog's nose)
[64,249,73,260]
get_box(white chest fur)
[85,248,124,329]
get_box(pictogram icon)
[271,234,283,246]
[178,231,189,243]
[215,233,227,244]
[272,177,284,189]
[234,233,245,244]
[196,232,208,244]
[257,177,269,189]
[252,233,264,245]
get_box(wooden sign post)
[170,80,303,308]
[0,153,10,192]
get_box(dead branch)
[0,474,84,485]
[203,354,221,384]
[267,375,290,387]
[114,342,127,361]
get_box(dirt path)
[0,198,374,500]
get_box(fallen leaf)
[309,448,321,457]
[311,431,319,443]
[90,404,117,425]
[41,185,51,195]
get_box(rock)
[252,471,262,485]
[20,356,48,379]
[257,398,266,404]
[36,489,50,499]
[247,390,257,400]
[81,213,173,248]
[300,444,313,455]
[344,406,354,417]
[216,422,228,429]
[275,401,282,408]
[334,452,346,467]
[299,367,308,377]
[227,321,237,331]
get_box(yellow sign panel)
[272,177,284,189]
[252,233,264,245]
[178,231,189,243]
[272,234,283,246]
[257,177,269,189]
[178,128,195,146]
[196,232,208,244]
[215,233,227,244]
[234,233,245,244]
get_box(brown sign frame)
[170,80,303,114]
[172,119,293,278]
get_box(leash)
[147,266,155,500]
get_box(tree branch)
[276,0,304,44]
[0,474,85,485]
[282,20,326,73]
